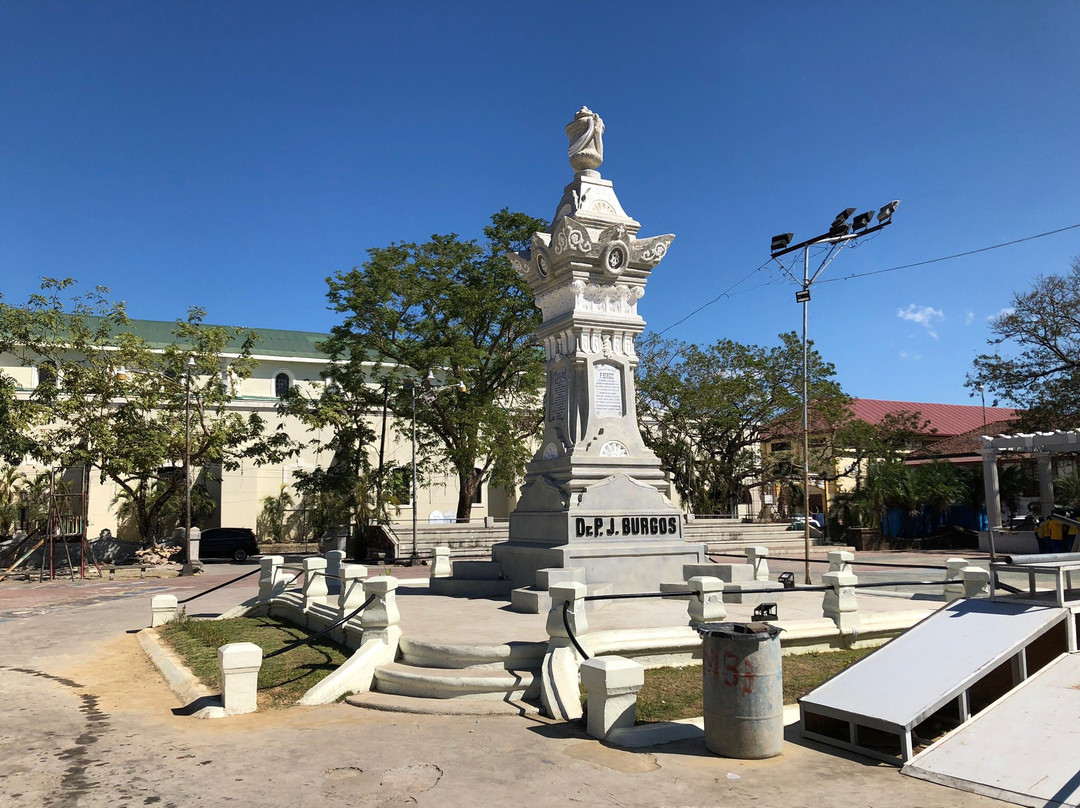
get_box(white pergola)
[981,430,1080,557]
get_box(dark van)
[198,527,260,562]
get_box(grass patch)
[635,646,875,723]
[158,615,350,709]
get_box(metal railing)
[176,568,261,605]
[263,594,376,659]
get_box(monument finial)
[566,106,604,174]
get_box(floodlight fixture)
[771,232,794,253]
[828,207,856,236]
[877,199,900,224]
[852,210,875,231]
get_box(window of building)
[472,469,483,505]
[770,442,791,453]
[274,372,291,398]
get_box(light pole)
[404,370,466,565]
[181,356,196,575]
[977,383,987,428]
[771,201,899,584]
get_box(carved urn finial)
[566,106,604,174]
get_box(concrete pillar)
[1037,453,1055,517]
[217,642,262,715]
[430,546,452,579]
[687,576,726,626]
[580,656,644,740]
[302,556,328,610]
[962,566,991,599]
[828,550,854,573]
[360,575,401,647]
[982,447,1002,530]
[745,546,770,582]
[542,582,588,721]
[338,564,369,617]
[258,555,285,600]
[325,549,346,580]
[151,594,178,627]
[944,557,969,603]
[822,569,859,631]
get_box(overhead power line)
[656,221,1080,334]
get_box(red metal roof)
[850,399,1018,438]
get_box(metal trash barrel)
[697,621,784,759]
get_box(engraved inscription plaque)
[551,370,567,420]
[594,364,623,416]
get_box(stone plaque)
[551,370,567,420]
[594,364,623,416]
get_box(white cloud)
[897,304,944,339]
[899,350,922,361]
[988,306,1016,322]
[964,310,975,326]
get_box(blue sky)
[3,2,1079,406]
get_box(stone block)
[687,576,726,625]
[218,642,262,715]
[722,581,782,604]
[151,594,178,627]
[535,567,584,589]
[745,546,770,582]
[430,546,452,579]
[580,656,645,740]
[683,563,753,583]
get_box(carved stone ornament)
[566,106,604,173]
[601,241,631,277]
[507,251,532,279]
[543,442,560,460]
[551,216,593,256]
[631,235,674,268]
[599,441,629,457]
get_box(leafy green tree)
[0,279,281,545]
[320,209,547,520]
[636,331,847,515]
[969,258,1080,430]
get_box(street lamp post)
[771,202,899,584]
[404,370,467,566]
[181,356,196,575]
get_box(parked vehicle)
[198,527,260,562]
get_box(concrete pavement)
[0,553,1005,807]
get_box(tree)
[636,331,847,515]
[0,279,281,545]
[969,258,1080,430]
[321,209,548,520]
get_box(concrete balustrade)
[259,555,285,600]
[302,556,328,610]
[822,568,860,631]
[217,641,262,715]
[324,550,346,580]
[962,566,991,598]
[338,563,369,616]
[828,550,855,574]
[745,546,770,582]
[687,576,726,626]
[361,575,401,647]
[542,582,588,721]
[580,656,645,740]
[944,557,969,602]
[151,594,178,627]
[431,546,452,579]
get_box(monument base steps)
[510,580,614,614]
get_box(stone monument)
[493,107,705,601]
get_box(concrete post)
[1037,453,1055,518]
[430,545,452,579]
[981,446,1002,531]
[745,546,770,582]
[962,566,991,599]
[151,594,178,627]
[324,549,346,580]
[580,656,644,740]
[360,575,401,647]
[302,556,328,610]
[687,576,726,626]
[258,555,285,600]
[338,564,369,617]
[944,557,969,603]
[217,642,262,715]
[822,569,859,631]
[542,582,588,721]
[828,550,854,573]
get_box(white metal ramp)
[903,652,1080,807]
[799,598,1074,763]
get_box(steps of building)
[397,638,546,670]
[346,690,540,716]
[372,661,540,701]
[427,576,516,597]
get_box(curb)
[136,628,226,718]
